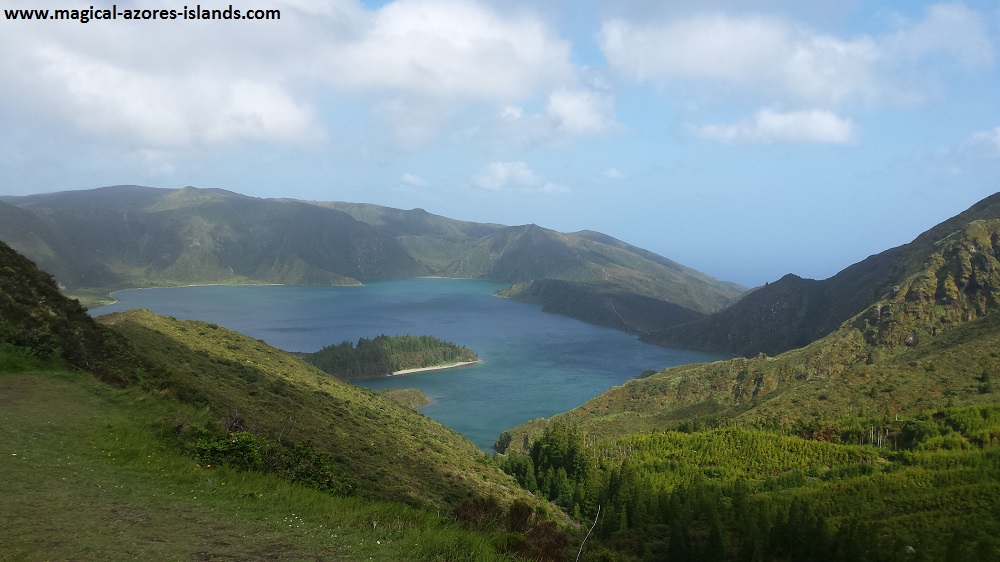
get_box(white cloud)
[474,161,567,193]
[546,89,617,137]
[598,14,879,105]
[500,106,524,121]
[470,88,618,150]
[0,0,588,153]
[886,3,995,69]
[326,0,574,101]
[0,0,333,150]
[696,109,855,144]
[598,4,995,107]
[399,172,428,187]
[970,127,1000,155]
[602,168,625,180]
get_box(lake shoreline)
[390,360,482,377]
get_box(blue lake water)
[91,279,725,450]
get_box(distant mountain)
[0,185,744,331]
[1,185,429,289]
[496,279,705,334]
[646,192,1000,356]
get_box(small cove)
[92,279,726,450]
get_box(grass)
[382,388,433,409]
[0,368,519,561]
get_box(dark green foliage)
[501,417,1000,562]
[301,334,478,380]
[195,432,352,495]
[0,240,136,383]
[451,495,572,561]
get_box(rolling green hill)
[647,192,1000,357]
[0,240,572,560]
[0,185,744,332]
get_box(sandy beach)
[391,360,482,376]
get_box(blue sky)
[1,0,998,287]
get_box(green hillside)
[1,370,535,561]
[0,185,428,290]
[0,241,573,560]
[0,185,744,333]
[493,215,1000,560]
[647,192,1000,357]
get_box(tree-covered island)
[301,334,479,380]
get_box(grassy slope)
[97,309,533,511]
[0,368,520,562]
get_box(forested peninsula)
[301,334,479,380]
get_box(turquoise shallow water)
[92,279,725,450]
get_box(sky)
[1,0,999,287]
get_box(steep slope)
[0,240,135,384]
[648,192,1000,356]
[99,309,530,510]
[501,218,1000,445]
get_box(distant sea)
[92,279,726,450]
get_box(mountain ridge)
[0,185,744,330]
[646,191,1000,356]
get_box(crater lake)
[92,279,725,450]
